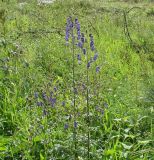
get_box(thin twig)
[123,11,133,44]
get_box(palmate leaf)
[124,128,131,133]
[109,130,122,139]
[104,149,115,156]
[0,146,6,151]
[0,136,11,158]
[121,143,133,150]
[34,135,42,142]
[0,136,11,151]
[137,116,148,122]
[138,140,152,145]
[40,152,45,160]
[124,134,135,139]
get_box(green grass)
[0,0,154,159]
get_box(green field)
[0,0,154,159]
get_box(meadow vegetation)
[0,0,154,159]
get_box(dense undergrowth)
[0,0,154,159]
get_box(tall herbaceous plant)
[65,16,106,159]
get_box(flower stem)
[71,28,77,160]
[86,51,90,160]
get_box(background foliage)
[0,0,154,159]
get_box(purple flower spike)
[64,123,69,130]
[62,101,65,107]
[101,110,104,115]
[82,83,86,90]
[37,101,43,107]
[77,41,83,48]
[75,18,81,40]
[81,33,85,43]
[42,92,47,100]
[77,54,81,61]
[50,91,53,96]
[65,17,73,42]
[90,34,95,51]
[96,66,100,73]
[87,61,91,68]
[104,102,108,108]
[54,87,57,92]
[49,97,56,107]
[65,30,69,41]
[34,92,38,99]
[83,48,86,55]
[43,109,47,116]
[70,21,74,28]
[74,121,78,128]
[90,42,95,51]
[65,25,70,41]
[93,53,98,61]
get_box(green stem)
[86,53,90,160]
[71,28,77,160]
